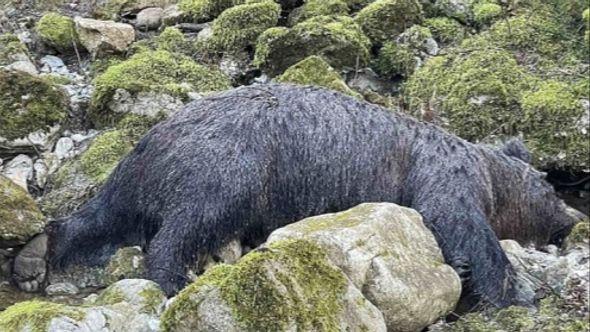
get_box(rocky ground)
[0,0,589,331]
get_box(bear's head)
[500,139,585,247]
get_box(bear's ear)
[501,138,532,163]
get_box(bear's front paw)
[13,234,48,292]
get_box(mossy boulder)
[254,15,371,76]
[267,203,461,331]
[373,41,417,78]
[289,0,349,25]
[0,300,85,332]
[161,239,370,332]
[0,69,68,141]
[90,49,230,126]
[0,176,46,248]
[423,17,466,44]
[208,0,280,52]
[404,47,589,170]
[566,221,589,248]
[354,0,423,43]
[276,55,360,97]
[35,13,78,52]
[178,0,244,22]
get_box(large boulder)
[162,203,461,332]
[0,176,45,248]
[75,17,135,56]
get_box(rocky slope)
[0,0,588,331]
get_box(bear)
[14,84,578,310]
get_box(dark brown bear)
[15,84,578,310]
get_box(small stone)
[1,154,33,190]
[39,55,70,76]
[75,17,135,56]
[161,4,184,26]
[54,137,74,160]
[136,7,163,30]
[46,282,80,296]
[33,159,48,188]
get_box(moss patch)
[566,221,590,246]
[0,69,68,140]
[290,0,349,25]
[208,0,280,52]
[178,0,244,22]
[35,12,78,51]
[161,239,348,332]
[254,15,371,76]
[423,17,466,44]
[0,300,85,332]
[0,176,46,246]
[90,49,230,126]
[277,55,360,97]
[0,33,29,66]
[79,130,134,184]
[354,0,423,43]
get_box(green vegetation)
[0,33,28,65]
[473,2,503,26]
[290,0,349,25]
[254,15,371,76]
[35,12,78,51]
[373,42,417,78]
[566,220,589,246]
[161,239,348,332]
[355,0,423,43]
[0,300,85,332]
[78,130,134,184]
[208,0,280,52]
[277,55,360,97]
[423,17,466,44]
[178,0,244,22]
[91,49,231,126]
[0,69,68,140]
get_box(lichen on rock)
[178,0,245,22]
[276,55,360,97]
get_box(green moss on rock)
[0,176,46,247]
[79,130,134,184]
[178,0,244,22]
[423,17,466,44]
[473,2,503,26]
[0,300,85,332]
[35,12,78,51]
[277,55,360,97]
[0,69,68,140]
[254,15,371,76]
[91,49,230,126]
[566,221,589,246]
[290,0,349,25]
[208,0,280,52]
[104,246,146,284]
[373,41,417,78]
[354,0,423,43]
[0,33,28,66]
[161,239,348,332]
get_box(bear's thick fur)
[43,84,574,308]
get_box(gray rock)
[33,159,48,188]
[45,282,80,296]
[196,24,213,43]
[136,7,163,30]
[75,17,135,56]
[108,89,184,118]
[54,137,74,160]
[13,234,48,292]
[161,4,184,26]
[39,55,69,76]
[346,68,392,96]
[2,154,33,190]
